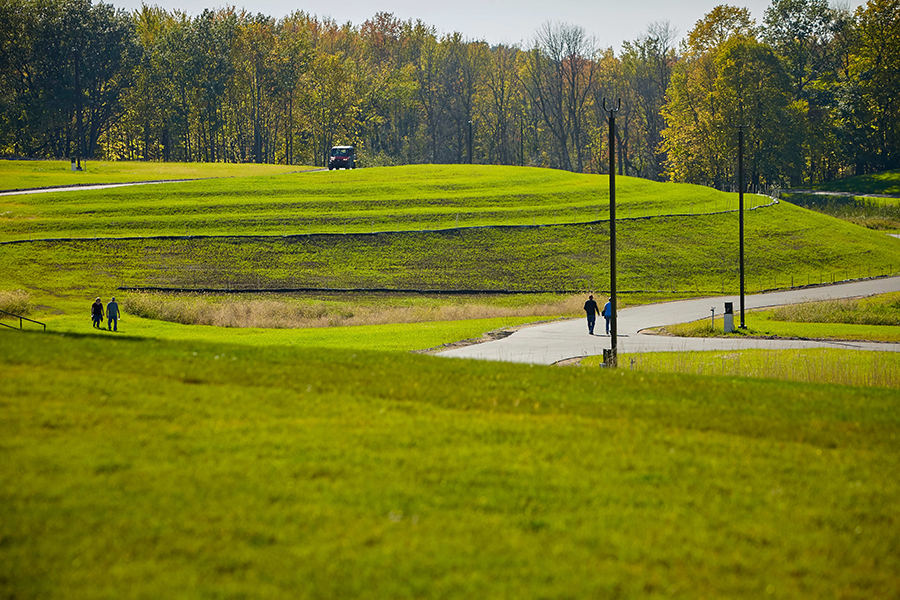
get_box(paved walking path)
[437,277,900,365]
[0,180,197,197]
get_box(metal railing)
[0,309,46,331]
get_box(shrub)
[0,289,31,316]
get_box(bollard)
[724,302,735,333]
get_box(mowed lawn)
[0,163,758,241]
[2,331,899,599]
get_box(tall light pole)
[604,97,621,367]
[735,122,747,328]
[468,120,473,164]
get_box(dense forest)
[0,0,897,188]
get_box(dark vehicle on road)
[328,146,356,170]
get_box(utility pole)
[73,46,83,170]
[604,97,621,367]
[735,121,748,328]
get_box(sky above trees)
[111,0,865,51]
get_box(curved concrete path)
[437,277,900,365]
[0,180,187,196]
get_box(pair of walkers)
[583,295,612,335]
[91,297,121,331]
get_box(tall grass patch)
[123,291,586,328]
[771,293,900,325]
[0,289,31,316]
[607,348,900,388]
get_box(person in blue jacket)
[602,298,613,335]
[107,297,121,331]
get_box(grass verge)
[30,309,548,353]
[782,169,900,230]
[656,293,900,343]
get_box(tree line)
[0,0,897,188]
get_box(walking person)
[583,294,600,335]
[602,298,613,335]
[91,297,104,329]
[106,297,120,332]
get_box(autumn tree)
[763,0,845,182]
[481,44,523,165]
[524,21,599,171]
[0,0,138,158]
[662,6,804,188]
[620,22,677,180]
[841,0,900,173]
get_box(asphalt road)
[437,276,900,365]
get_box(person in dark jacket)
[583,294,600,335]
[91,297,104,329]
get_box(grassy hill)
[1,163,752,241]
[3,164,899,315]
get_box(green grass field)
[781,192,900,230]
[806,169,900,195]
[2,161,899,598]
[3,331,899,599]
[782,169,900,230]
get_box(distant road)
[437,277,900,365]
[0,180,188,196]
